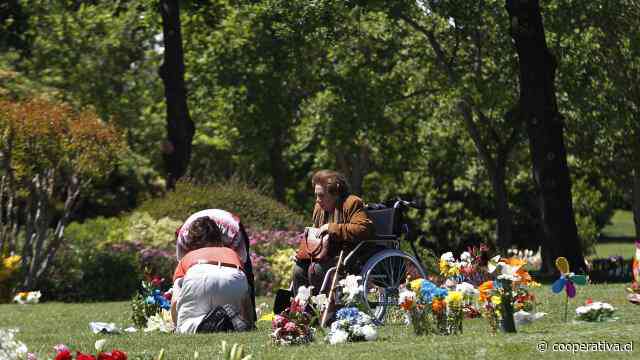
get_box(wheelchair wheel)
[360,249,425,323]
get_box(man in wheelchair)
[292,170,375,296]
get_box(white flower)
[26,291,41,304]
[144,312,174,333]
[357,313,372,325]
[0,328,29,360]
[487,255,502,273]
[94,339,107,352]
[575,306,590,315]
[339,275,363,303]
[328,329,349,344]
[455,282,478,296]
[295,286,314,307]
[361,324,378,341]
[311,293,328,311]
[440,252,454,263]
[350,324,364,337]
[601,302,614,311]
[460,251,471,262]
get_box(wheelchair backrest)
[364,206,399,236]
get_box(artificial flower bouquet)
[13,291,41,305]
[271,286,318,345]
[398,277,463,335]
[326,275,378,344]
[130,273,172,330]
[575,299,616,322]
[439,245,490,287]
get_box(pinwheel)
[551,257,587,321]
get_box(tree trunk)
[159,0,194,190]
[506,0,585,273]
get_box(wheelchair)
[318,199,427,323]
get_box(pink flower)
[284,321,298,333]
[54,344,69,354]
[273,314,288,329]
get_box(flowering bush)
[268,248,296,292]
[575,299,616,322]
[13,291,41,305]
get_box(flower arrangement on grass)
[326,275,378,344]
[439,245,490,287]
[13,291,41,305]
[271,286,316,345]
[479,255,545,333]
[398,277,463,335]
[52,340,127,360]
[130,272,172,330]
[575,299,616,322]
[627,240,640,304]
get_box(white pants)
[175,264,250,334]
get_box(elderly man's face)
[315,184,337,212]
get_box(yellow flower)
[3,255,21,270]
[439,259,449,275]
[410,278,424,292]
[491,295,502,305]
[259,312,275,322]
[446,291,463,305]
[528,281,541,288]
[447,266,460,277]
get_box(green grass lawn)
[1,286,638,360]
[601,210,635,239]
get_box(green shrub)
[41,246,142,302]
[136,179,305,230]
[64,216,128,250]
[572,177,608,254]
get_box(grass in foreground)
[1,285,638,360]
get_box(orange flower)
[503,257,526,267]
[400,298,414,311]
[515,268,532,285]
[478,281,494,302]
[432,299,445,313]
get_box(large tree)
[159,0,194,189]
[505,0,584,272]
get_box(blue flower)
[336,307,360,324]
[433,287,448,299]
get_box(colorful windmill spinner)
[552,257,587,298]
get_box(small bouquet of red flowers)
[271,287,315,345]
[53,340,126,360]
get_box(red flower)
[163,291,172,301]
[585,298,593,305]
[76,352,97,360]
[54,350,72,360]
[151,276,164,287]
[98,350,127,360]
[289,299,303,314]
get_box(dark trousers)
[292,258,337,296]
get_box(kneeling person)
[171,217,253,333]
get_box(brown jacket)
[312,194,374,248]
